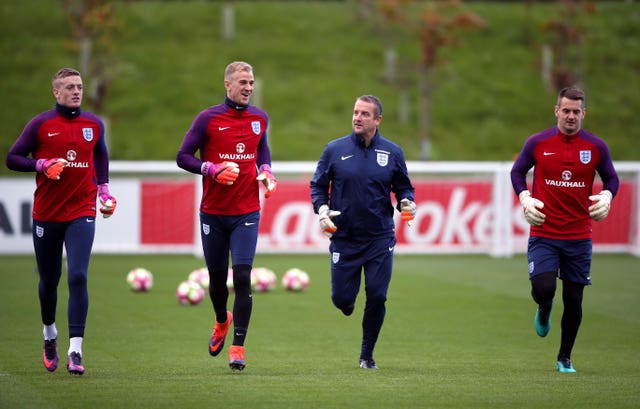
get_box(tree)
[377,0,485,160]
[540,0,596,92]
[61,0,124,114]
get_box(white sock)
[43,323,58,341]
[69,337,83,356]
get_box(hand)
[588,190,612,221]
[37,158,68,180]
[318,204,341,238]
[400,198,416,226]
[519,190,545,226]
[202,161,239,185]
[256,164,277,198]
[98,183,117,218]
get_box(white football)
[126,268,153,292]
[176,280,205,305]
[188,268,210,292]
[251,267,277,293]
[282,268,310,292]
[226,268,235,292]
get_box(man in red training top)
[176,61,277,372]
[511,86,619,373]
[6,67,117,375]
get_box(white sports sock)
[69,337,83,356]
[43,323,58,341]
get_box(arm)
[511,136,546,226]
[6,117,42,172]
[310,145,332,213]
[255,132,277,198]
[176,112,209,175]
[391,149,414,210]
[93,118,109,185]
[589,142,620,221]
[391,149,416,225]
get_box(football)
[226,268,235,292]
[282,268,310,292]
[126,268,153,292]
[176,280,205,305]
[188,267,210,292]
[251,267,277,293]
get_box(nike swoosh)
[388,247,394,252]
[341,155,354,160]
[86,218,94,223]
[543,152,556,156]
[244,222,256,226]
[48,132,60,137]
[218,126,231,131]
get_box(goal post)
[1,161,638,256]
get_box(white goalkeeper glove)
[256,164,277,198]
[98,183,117,219]
[201,161,240,185]
[519,190,545,226]
[400,198,416,227]
[588,190,612,221]
[318,204,341,238]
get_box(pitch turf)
[1,253,638,408]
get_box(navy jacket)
[310,130,414,242]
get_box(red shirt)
[6,108,108,222]
[176,101,271,216]
[511,126,619,240]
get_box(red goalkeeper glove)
[202,161,240,185]
[36,158,68,180]
[98,183,117,219]
[400,198,416,226]
[256,164,277,198]
[318,204,341,238]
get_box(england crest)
[82,128,94,142]
[251,121,261,135]
[579,150,591,164]
[332,252,340,264]
[202,223,210,235]
[36,225,44,238]
[376,152,389,167]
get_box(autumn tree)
[377,0,484,160]
[540,0,596,92]
[61,0,124,114]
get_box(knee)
[531,271,557,302]
[232,264,252,294]
[365,293,387,307]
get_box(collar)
[56,103,81,119]
[225,96,248,111]
[352,129,380,148]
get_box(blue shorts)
[200,211,260,270]
[527,236,593,285]
[329,236,396,308]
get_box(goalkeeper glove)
[256,164,277,198]
[202,161,240,185]
[36,158,68,180]
[97,183,117,219]
[519,190,546,226]
[400,198,416,226]
[588,190,612,221]
[318,204,341,238]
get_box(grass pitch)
[1,253,638,409]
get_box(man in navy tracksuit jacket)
[310,95,416,369]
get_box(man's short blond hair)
[224,61,253,81]
[52,68,81,88]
